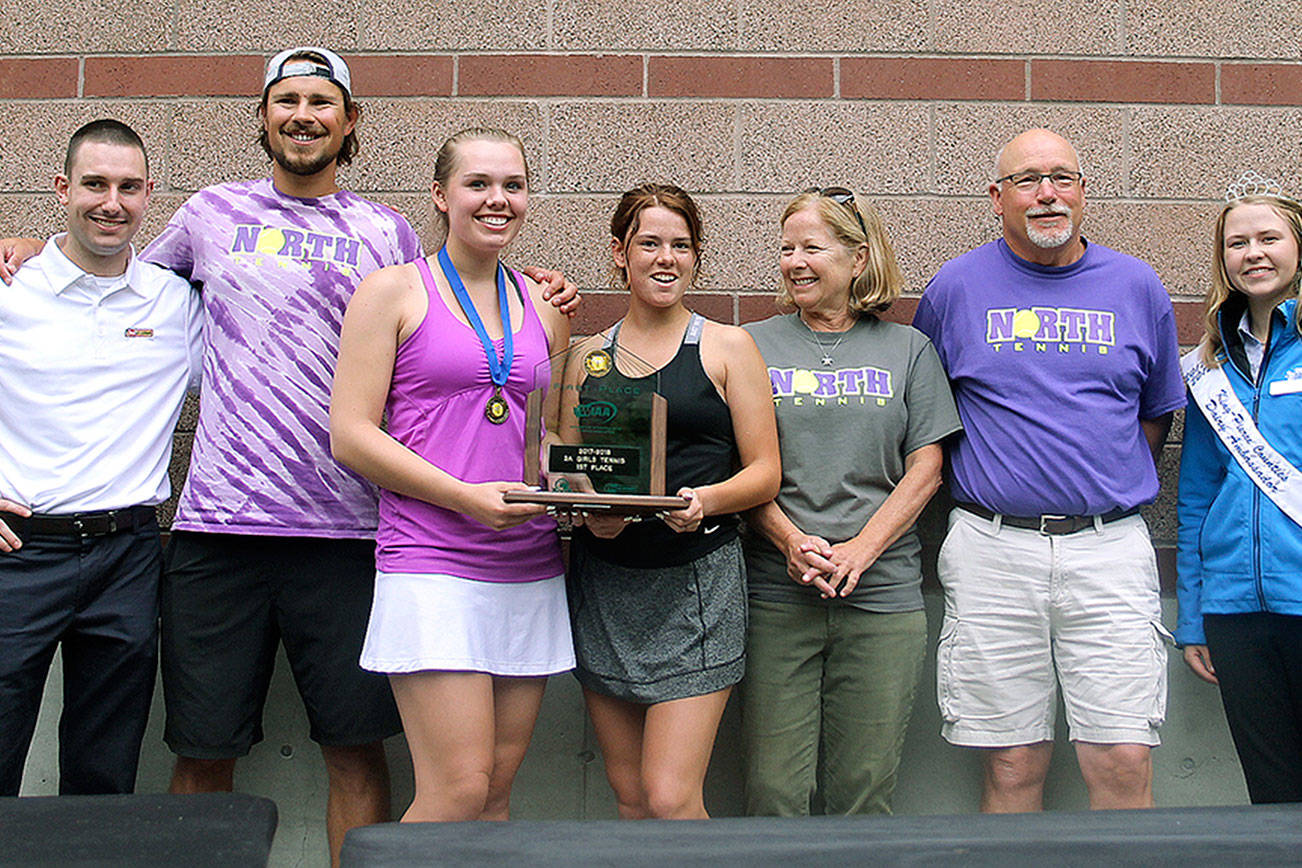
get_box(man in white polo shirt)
[0,119,202,796]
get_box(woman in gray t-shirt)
[741,188,961,816]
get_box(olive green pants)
[740,599,926,815]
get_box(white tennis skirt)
[360,571,575,677]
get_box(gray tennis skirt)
[567,536,746,703]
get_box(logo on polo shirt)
[985,306,1115,354]
[767,366,893,407]
[230,224,362,276]
[124,327,154,338]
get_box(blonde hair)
[1202,194,1302,365]
[777,191,905,315]
[431,127,530,234]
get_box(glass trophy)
[503,331,689,514]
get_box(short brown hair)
[609,183,704,291]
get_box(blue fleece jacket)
[1176,297,1302,646]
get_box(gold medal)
[584,349,612,378]
[485,391,509,424]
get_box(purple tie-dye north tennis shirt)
[144,177,423,537]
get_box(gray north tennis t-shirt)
[743,313,961,612]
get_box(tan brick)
[173,0,356,52]
[737,102,931,194]
[349,56,453,97]
[1144,445,1181,545]
[162,430,193,529]
[166,100,270,192]
[1222,64,1302,107]
[1128,106,1302,200]
[0,194,61,240]
[0,102,172,193]
[553,0,737,51]
[177,386,201,433]
[932,103,1128,197]
[363,193,438,253]
[1126,0,1302,57]
[462,55,641,97]
[842,57,1024,101]
[0,58,78,99]
[357,0,548,51]
[874,198,1001,288]
[932,0,1124,54]
[342,100,545,194]
[0,0,169,53]
[737,0,927,52]
[507,195,614,290]
[1086,201,1222,299]
[1031,60,1214,104]
[86,55,263,98]
[697,194,788,295]
[547,102,735,193]
[138,194,187,246]
[648,57,833,99]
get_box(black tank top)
[575,313,739,568]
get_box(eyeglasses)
[994,170,1083,192]
[805,186,868,236]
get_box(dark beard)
[270,142,339,177]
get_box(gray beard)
[1025,216,1075,249]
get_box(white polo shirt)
[0,236,203,513]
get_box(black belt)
[8,505,157,538]
[956,502,1140,536]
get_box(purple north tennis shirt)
[145,178,423,537]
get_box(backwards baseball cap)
[263,47,352,98]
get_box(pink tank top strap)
[413,255,539,340]
[412,255,454,329]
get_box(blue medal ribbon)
[437,247,514,418]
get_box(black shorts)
[160,531,400,758]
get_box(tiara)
[1226,170,1286,203]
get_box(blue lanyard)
[437,246,513,388]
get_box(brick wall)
[2,3,1299,552]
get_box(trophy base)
[503,490,690,515]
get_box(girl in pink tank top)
[331,128,572,822]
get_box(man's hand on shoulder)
[521,266,581,317]
[0,497,32,552]
[0,237,43,285]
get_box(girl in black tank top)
[562,184,779,820]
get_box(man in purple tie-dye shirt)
[141,51,578,864]
[139,48,413,863]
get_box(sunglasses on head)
[805,186,868,237]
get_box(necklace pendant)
[485,390,509,424]
[821,355,834,366]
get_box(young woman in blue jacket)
[1177,184,1302,803]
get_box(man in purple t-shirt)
[912,129,1184,812]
